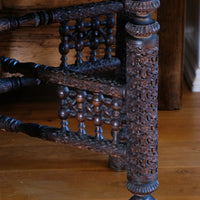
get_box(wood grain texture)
[0,24,61,66]
[0,83,199,200]
[157,0,185,110]
[1,0,104,9]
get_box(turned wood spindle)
[109,98,127,172]
[75,19,85,65]
[104,14,115,59]
[93,93,104,140]
[76,90,87,136]
[57,85,70,132]
[111,98,122,144]
[59,21,70,69]
[0,76,40,94]
[90,17,100,62]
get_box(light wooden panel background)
[1,0,102,9]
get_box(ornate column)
[125,0,160,200]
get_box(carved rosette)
[125,0,160,198]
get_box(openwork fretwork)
[59,14,115,69]
[57,85,125,143]
[0,1,160,200]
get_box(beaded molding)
[125,21,160,39]
[125,0,160,16]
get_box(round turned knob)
[77,21,85,32]
[92,94,104,107]
[111,119,121,131]
[76,91,86,103]
[57,86,69,99]
[112,99,123,110]
[93,115,103,126]
[59,22,70,36]
[58,107,69,119]
[77,112,85,122]
[106,35,114,46]
[59,42,69,55]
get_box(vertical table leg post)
[125,0,160,199]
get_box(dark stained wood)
[0,114,126,158]
[0,1,160,200]
[0,0,184,110]
[0,83,199,200]
[0,1,123,33]
[0,57,125,98]
[157,0,185,110]
[125,0,160,198]
[0,76,40,94]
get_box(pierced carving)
[0,1,161,199]
[59,89,125,127]
[126,36,159,196]
[125,0,160,198]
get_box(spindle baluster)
[76,90,87,136]
[90,17,100,61]
[104,14,115,59]
[59,21,70,69]
[57,85,70,132]
[93,93,104,140]
[75,19,85,64]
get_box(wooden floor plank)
[0,83,200,200]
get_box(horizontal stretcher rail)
[0,57,125,98]
[0,1,123,32]
[0,76,40,94]
[0,115,126,158]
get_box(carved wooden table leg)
[125,0,160,199]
